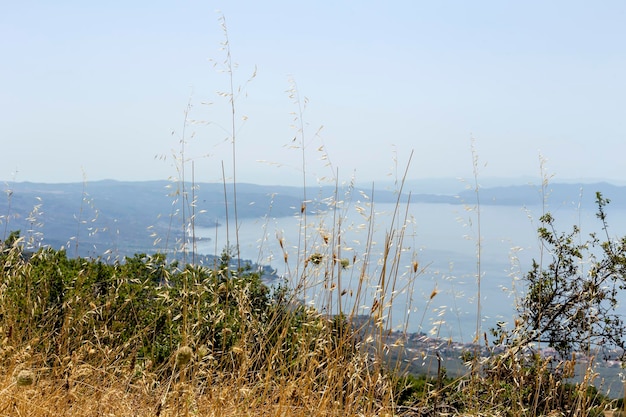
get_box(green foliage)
[394,373,458,407]
[0,238,276,369]
[0,236,366,389]
[517,192,626,358]
[474,192,626,415]
[1,230,21,248]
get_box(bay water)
[194,201,626,345]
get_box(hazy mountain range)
[0,179,623,259]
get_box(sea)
[193,200,626,346]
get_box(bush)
[517,192,626,358]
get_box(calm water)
[194,201,626,344]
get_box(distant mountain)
[0,180,412,259]
[373,177,541,195]
[0,180,624,259]
[456,182,626,209]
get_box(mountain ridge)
[1,179,624,258]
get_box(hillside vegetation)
[3,179,625,263]
[0,234,379,415]
[1,191,625,417]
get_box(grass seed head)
[308,253,323,265]
[176,346,193,365]
[16,369,35,387]
[429,288,439,300]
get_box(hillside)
[0,179,623,259]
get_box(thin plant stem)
[219,15,241,269]
[179,97,192,265]
[288,78,309,296]
[470,138,482,343]
[2,187,13,243]
[191,161,196,265]
[221,161,230,276]
[75,171,87,258]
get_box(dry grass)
[0,173,617,416]
[0,227,405,416]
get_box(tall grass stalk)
[469,138,483,344]
[216,15,256,269]
[1,183,13,242]
[73,171,87,258]
[287,78,310,298]
[465,137,485,414]
[179,96,191,265]
[222,16,241,268]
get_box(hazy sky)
[2,1,625,186]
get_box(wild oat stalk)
[1,183,14,243]
[463,136,484,414]
[216,15,256,269]
[286,78,310,294]
[469,137,483,344]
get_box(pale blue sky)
[2,1,625,185]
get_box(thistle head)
[175,346,193,366]
[16,369,35,387]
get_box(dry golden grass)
[0,340,395,417]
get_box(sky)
[2,1,626,187]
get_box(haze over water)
[195,200,626,344]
